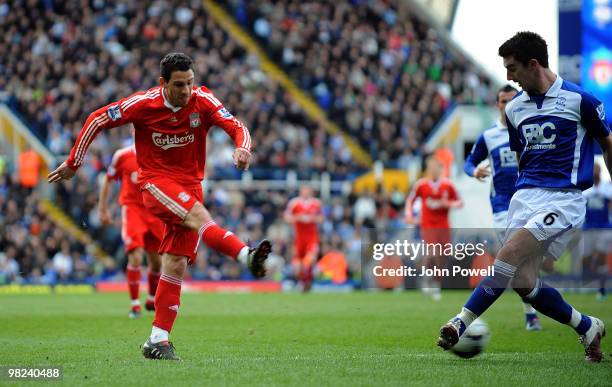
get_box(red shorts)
[121,204,164,253]
[141,177,203,263]
[421,228,452,246]
[291,237,319,267]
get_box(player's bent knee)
[162,253,188,278]
[497,230,541,267]
[128,248,145,266]
[183,202,212,230]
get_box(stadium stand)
[0,170,116,284]
[0,0,486,285]
[227,0,497,166]
[0,0,360,181]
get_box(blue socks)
[524,280,592,335]
[456,261,592,337]
[464,259,517,316]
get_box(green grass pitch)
[1,291,610,386]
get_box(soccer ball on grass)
[450,318,490,359]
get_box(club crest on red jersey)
[178,192,191,203]
[107,105,122,121]
[189,113,201,128]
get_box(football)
[450,319,491,359]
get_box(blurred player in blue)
[438,31,612,362]
[464,84,542,331]
[581,162,612,301]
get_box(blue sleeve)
[506,113,523,154]
[464,133,488,176]
[581,92,611,138]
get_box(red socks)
[153,274,182,332]
[126,265,141,302]
[199,221,246,259]
[148,271,161,298]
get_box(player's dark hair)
[496,84,518,102]
[498,31,549,68]
[160,53,194,82]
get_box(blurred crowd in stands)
[0,170,101,284]
[0,0,359,181]
[0,0,496,284]
[228,0,495,167]
[1,158,408,283]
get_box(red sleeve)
[445,181,459,200]
[195,87,252,152]
[285,198,298,216]
[66,89,157,170]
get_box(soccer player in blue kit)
[438,31,612,362]
[464,84,542,331]
[582,162,612,301]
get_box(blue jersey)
[464,121,518,213]
[505,76,610,191]
[583,181,612,229]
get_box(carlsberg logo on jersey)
[522,122,557,150]
[152,132,195,150]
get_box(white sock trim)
[457,308,478,328]
[523,302,537,314]
[569,308,582,328]
[237,246,249,265]
[131,299,141,306]
[160,274,182,286]
[150,326,169,343]
[458,307,477,328]
[493,259,517,278]
[525,279,541,300]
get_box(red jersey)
[285,197,322,241]
[106,146,141,206]
[406,178,459,229]
[67,86,251,185]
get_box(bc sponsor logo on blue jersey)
[521,122,557,150]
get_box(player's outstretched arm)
[464,134,489,181]
[284,199,297,224]
[48,161,76,183]
[582,93,610,175]
[98,174,112,225]
[48,93,145,184]
[404,187,420,225]
[209,104,253,170]
[232,147,251,171]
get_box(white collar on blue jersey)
[520,75,563,101]
[162,88,182,113]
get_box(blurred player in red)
[405,156,463,300]
[48,53,271,360]
[284,185,323,292]
[98,144,165,319]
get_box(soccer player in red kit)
[48,53,271,360]
[98,144,165,318]
[405,156,463,300]
[284,185,323,292]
